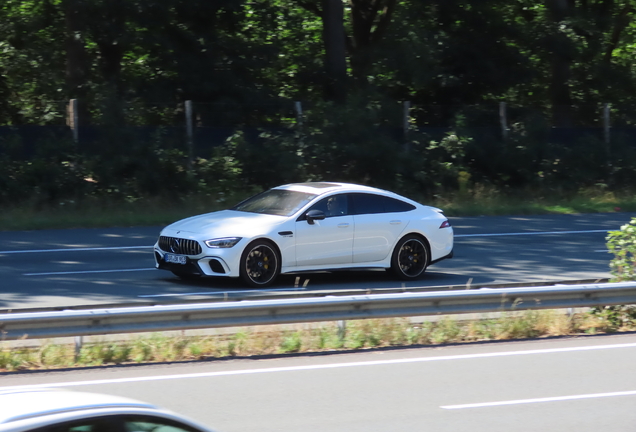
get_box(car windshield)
[231,189,318,216]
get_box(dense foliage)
[590,219,636,329]
[607,218,636,282]
[2,0,636,205]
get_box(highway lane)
[2,333,636,431]
[0,212,634,310]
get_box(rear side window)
[351,193,416,215]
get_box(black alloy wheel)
[240,240,280,287]
[391,235,429,280]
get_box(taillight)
[439,220,451,228]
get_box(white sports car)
[0,389,217,432]
[154,182,453,287]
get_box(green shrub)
[607,217,636,282]
[226,129,302,189]
[279,331,303,353]
[589,217,636,329]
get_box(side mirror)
[306,209,326,225]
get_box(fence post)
[603,103,611,147]
[603,103,612,179]
[403,101,411,152]
[185,100,194,172]
[294,101,303,127]
[499,102,508,140]
[67,99,79,143]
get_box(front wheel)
[239,240,280,287]
[390,235,429,280]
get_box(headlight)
[204,237,242,248]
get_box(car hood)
[162,210,287,238]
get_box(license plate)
[165,253,187,265]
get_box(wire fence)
[3,99,636,160]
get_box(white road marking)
[455,229,608,238]
[1,342,635,392]
[0,246,152,254]
[441,390,636,409]
[24,268,155,276]
[138,287,307,297]
[0,229,613,255]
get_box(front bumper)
[154,247,236,277]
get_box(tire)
[239,240,281,287]
[390,234,429,280]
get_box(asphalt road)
[1,212,634,310]
[2,334,636,432]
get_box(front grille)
[158,236,202,255]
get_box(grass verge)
[2,187,636,231]
[1,309,634,372]
[434,186,636,217]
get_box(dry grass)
[1,309,634,372]
[2,186,636,231]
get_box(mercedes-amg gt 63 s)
[0,389,218,432]
[154,182,453,287]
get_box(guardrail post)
[74,335,83,360]
[337,320,346,340]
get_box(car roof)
[0,389,156,424]
[275,182,391,196]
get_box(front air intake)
[158,236,202,255]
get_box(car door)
[294,194,354,266]
[351,193,414,263]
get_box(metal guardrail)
[1,282,636,341]
[0,278,609,315]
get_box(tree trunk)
[349,0,396,86]
[97,42,124,96]
[603,5,634,64]
[321,0,348,103]
[547,0,574,127]
[63,0,87,99]
[63,0,90,125]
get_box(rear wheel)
[239,240,280,287]
[390,234,429,280]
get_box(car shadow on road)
[159,268,494,292]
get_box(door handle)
[390,220,402,225]
[338,223,350,228]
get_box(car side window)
[351,193,415,215]
[33,417,117,432]
[307,194,349,218]
[383,196,416,213]
[28,415,201,432]
[123,416,200,432]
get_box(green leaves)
[607,218,636,282]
